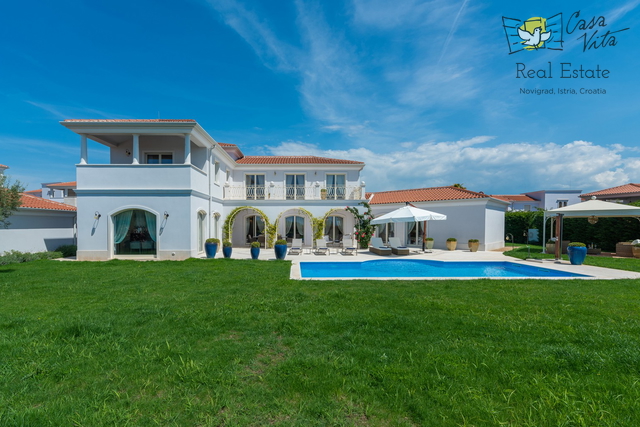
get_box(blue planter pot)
[274,244,287,260]
[204,243,218,259]
[250,247,260,260]
[223,246,232,258]
[567,246,587,265]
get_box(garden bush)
[0,250,63,266]
[55,244,77,257]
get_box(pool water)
[299,260,588,278]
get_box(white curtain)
[114,211,133,244]
[295,216,304,239]
[285,216,294,237]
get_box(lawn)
[1,259,640,426]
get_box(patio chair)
[288,238,303,255]
[369,237,392,256]
[341,237,358,256]
[388,237,410,255]
[314,239,330,255]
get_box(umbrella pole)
[422,220,426,252]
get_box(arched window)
[284,215,305,240]
[113,209,157,255]
[405,221,425,247]
[245,215,265,244]
[376,223,395,244]
[324,216,344,242]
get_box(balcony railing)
[225,184,364,201]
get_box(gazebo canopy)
[545,199,640,218]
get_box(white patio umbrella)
[371,205,447,251]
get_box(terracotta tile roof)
[236,156,364,165]
[491,194,538,202]
[218,142,237,147]
[62,119,196,123]
[0,164,8,168]
[23,189,43,196]
[368,186,490,204]
[582,183,640,198]
[45,181,77,188]
[20,193,77,212]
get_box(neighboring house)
[0,164,8,175]
[41,181,78,206]
[0,193,77,254]
[367,186,510,251]
[581,183,640,204]
[61,119,366,261]
[491,189,582,211]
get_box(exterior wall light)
[164,211,170,219]
[94,211,101,220]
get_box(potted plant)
[468,239,480,252]
[633,243,640,259]
[546,239,556,254]
[250,241,260,259]
[446,238,457,251]
[222,240,233,258]
[567,242,587,265]
[425,237,434,250]
[204,238,219,258]
[274,239,287,260]
[320,188,327,200]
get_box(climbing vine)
[345,201,374,249]
[222,206,272,247]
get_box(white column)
[132,134,140,164]
[80,134,88,164]
[184,134,191,164]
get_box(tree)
[0,175,24,228]
[345,201,375,249]
[452,183,466,189]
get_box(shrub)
[251,241,260,248]
[468,239,479,243]
[55,244,77,257]
[205,238,220,244]
[447,238,457,242]
[275,239,287,245]
[222,240,232,247]
[568,242,586,247]
[425,237,434,241]
[0,250,62,266]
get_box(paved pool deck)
[210,247,640,281]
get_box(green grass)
[504,245,640,273]
[2,259,640,426]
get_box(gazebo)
[543,198,640,259]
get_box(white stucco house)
[491,189,582,211]
[0,193,77,254]
[368,187,509,251]
[60,119,367,261]
[581,183,640,204]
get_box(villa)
[581,183,640,204]
[60,119,366,260]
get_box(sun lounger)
[369,237,392,256]
[388,237,410,255]
[288,238,303,255]
[341,237,358,256]
[314,239,329,255]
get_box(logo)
[502,14,564,54]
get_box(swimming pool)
[299,260,589,279]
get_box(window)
[324,216,344,242]
[286,174,305,200]
[245,174,265,200]
[405,221,425,246]
[376,223,395,244]
[226,170,230,183]
[557,200,568,208]
[146,153,173,164]
[113,209,157,255]
[524,205,531,211]
[326,174,346,200]
[214,161,220,183]
[245,215,265,244]
[285,215,305,241]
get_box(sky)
[1,0,640,194]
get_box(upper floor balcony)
[224,182,365,201]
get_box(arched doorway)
[245,214,265,246]
[113,209,157,255]
[324,215,345,244]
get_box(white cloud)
[266,138,639,194]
